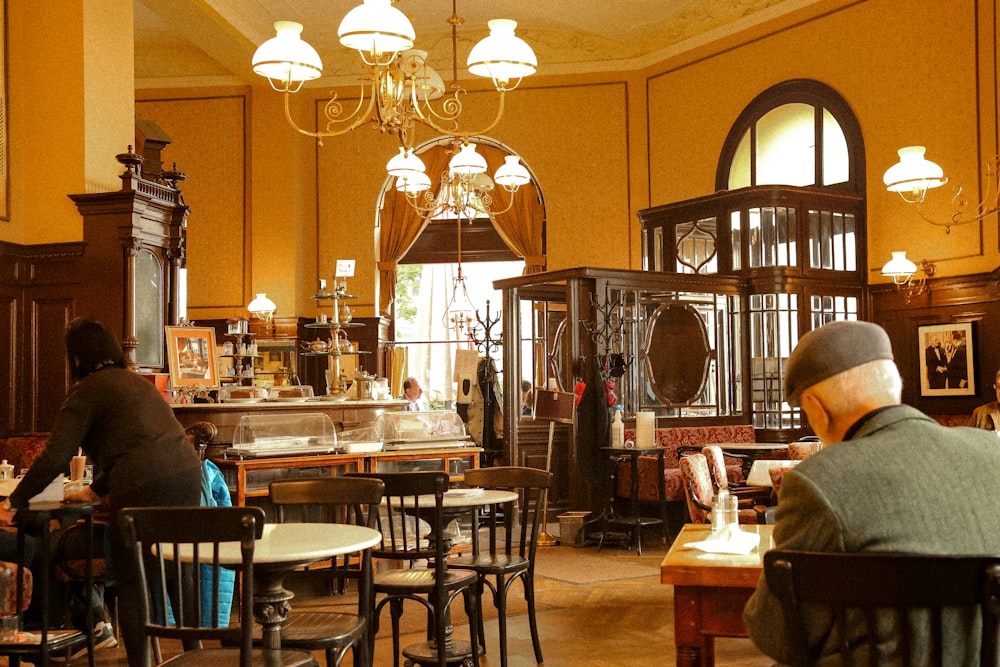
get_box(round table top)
[430,488,519,508]
[164,522,381,566]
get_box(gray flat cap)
[784,320,894,407]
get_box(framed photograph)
[165,326,219,387]
[919,323,974,397]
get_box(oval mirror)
[642,303,712,406]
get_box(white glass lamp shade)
[449,143,488,178]
[467,19,537,88]
[882,146,947,204]
[395,169,432,194]
[247,293,277,317]
[881,251,918,285]
[399,50,446,101]
[386,147,426,177]
[338,0,415,61]
[494,155,530,190]
[252,21,323,92]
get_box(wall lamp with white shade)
[883,146,1000,233]
[881,251,936,301]
[247,293,277,336]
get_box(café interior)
[0,0,999,665]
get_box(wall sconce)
[883,146,1000,233]
[247,293,277,336]
[881,251,936,302]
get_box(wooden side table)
[599,447,669,555]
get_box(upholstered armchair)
[702,445,773,506]
[678,453,761,524]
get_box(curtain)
[481,145,546,275]
[378,141,547,315]
[377,145,451,315]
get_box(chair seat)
[450,554,530,576]
[253,611,365,648]
[374,567,478,593]
[159,646,316,667]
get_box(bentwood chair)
[764,550,1000,666]
[120,506,317,667]
[351,471,480,667]
[267,477,385,667]
[450,466,551,667]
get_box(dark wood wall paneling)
[870,267,1000,419]
[0,241,85,435]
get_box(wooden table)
[660,523,773,667]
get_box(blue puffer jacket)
[200,459,235,626]
[168,459,235,626]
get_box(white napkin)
[684,524,760,555]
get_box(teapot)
[301,338,332,353]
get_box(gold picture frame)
[165,326,219,387]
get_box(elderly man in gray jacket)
[743,320,1000,666]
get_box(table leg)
[251,569,293,649]
[674,586,715,667]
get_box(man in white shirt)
[402,377,428,411]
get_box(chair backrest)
[269,476,384,529]
[701,445,731,492]
[763,549,1000,667]
[678,453,714,523]
[349,471,450,566]
[462,466,552,562]
[788,441,823,460]
[120,506,265,667]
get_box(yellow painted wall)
[2,0,133,245]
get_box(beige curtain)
[377,146,451,315]
[481,145,546,275]
[378,142,547,316]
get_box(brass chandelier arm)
[408,88,509,140]
[907,156,1000,233]
[281,88,378,141]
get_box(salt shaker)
[712,489,729,531]
[0,460,12,480]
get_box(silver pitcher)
[354,373,375,400]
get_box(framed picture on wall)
[918,322,974,397]
[165,326,219,387]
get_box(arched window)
[639,79,866,436]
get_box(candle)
[636,411,656,448]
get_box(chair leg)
[524,576,543,664]
[390,598,403,667]
[495,575,509,667]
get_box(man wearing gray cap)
[743,320,1000,665]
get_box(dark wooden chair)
[267,477,384,667]
[764,549,1000,666]
[119,506,317,667]
[350,471,480,667]
[450,466,551,667]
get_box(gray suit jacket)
[743,405,1000,666]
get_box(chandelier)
[883,146,1000,233]
[387,140,530,220]
[442,216,476,335]
[251,0,537,158]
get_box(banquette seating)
[613,425,756,527]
